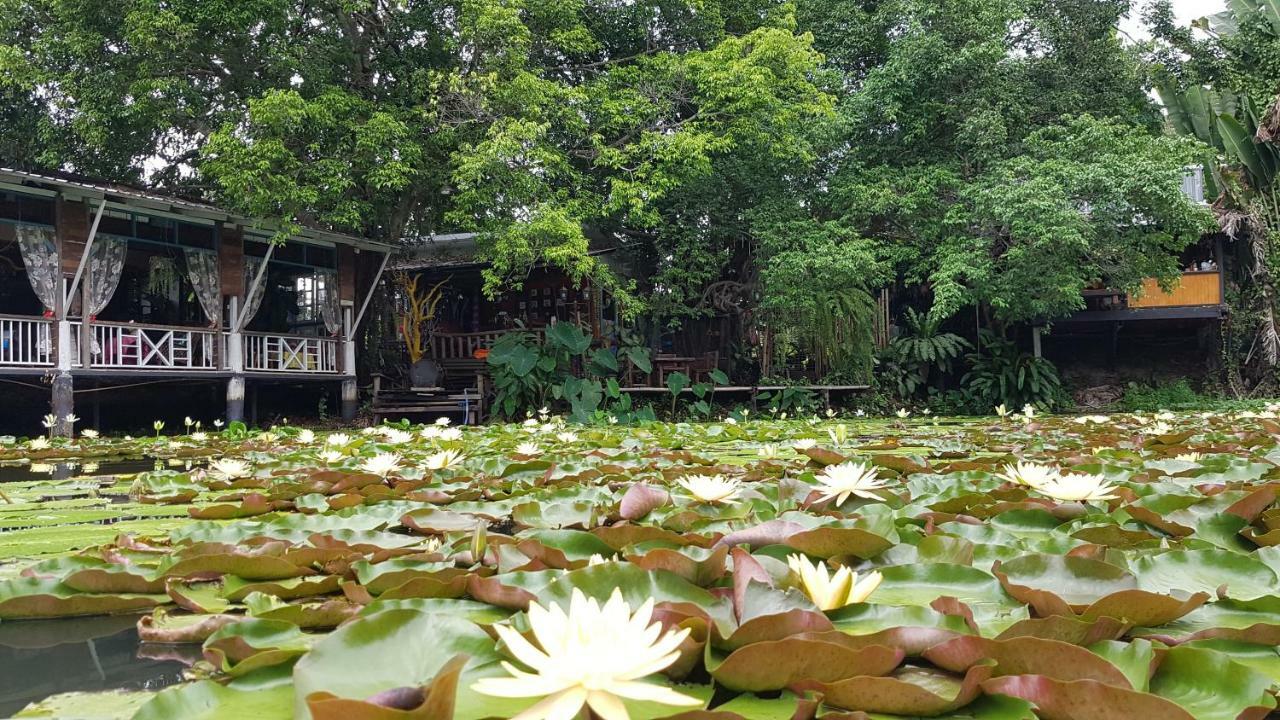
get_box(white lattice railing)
[0,315,53,366]
[243,332,338,373]
[85,322,220,370]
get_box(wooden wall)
[1128,272,1222,309]
[56,198,89,276]
[219,226,244,299]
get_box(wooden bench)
[371,374,486,424]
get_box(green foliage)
[960,331,1064,412]
[1120,380,1208,412]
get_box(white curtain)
[86,237,127,318]
[318,270,341,335]
[241,256,267,327]
[184,249,222,324]
[15,225,59,312]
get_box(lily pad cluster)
[6,411,1280,718]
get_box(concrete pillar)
[227,376,246,423]
[341,378,358,422]
[51,372,74,436]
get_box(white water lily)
[523,418,540,428]
[213,419,224,428]
[724,417,738,425]
[326,432,352,447]
[41,413,57,430]
[997,461,1059,489]
[787,554,882,611]
[556,431,579,443]
[1037,473,1120,503]
[472,588,699,720]
[191,432,208,442]
[30,462,54,474]
[1155,411,1176,421]
[425,449,464,470]
[381,428,413,445]
[318,450,345,464]
[209,458,251,481]
[1175,452,1204,463]
[757,444,780,459]
[1021,404,1036,419]
[995,404,1009,419]
[676,474,741,503]
[420,425,443,439]
[515,442,540,456]
[587,553,620,565]
[827,424,848,445]
[855,409,866,417]
[81,429,99,439]
[895,408,910,419]
[1142,421,1174,436]
[361,426,380,435]
[439,427,463,442]
[434,416,451,426]
[814,461,889,505]
[793,438,817,451]
[361,452,402,478]
[296,429,316,444]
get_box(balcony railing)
[84,321,220,370]
[430,329,544,360]
[243,332,338,373]
[0,315,53,366]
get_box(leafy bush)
[1119,380,1206,412]
[960,330,1063,411]
[877,308,971,401]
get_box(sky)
[1120,0,1226,41]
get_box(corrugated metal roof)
[0,166,394,251]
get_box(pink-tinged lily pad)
[306,654,468,720]
[924,635,1138,687]
[794,662,992,715]
[709,638,904,691]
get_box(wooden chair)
[691,351,720,383]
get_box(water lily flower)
[318,450,345,464]
[556,431,579,443]
[793,438,817,451]
[724,417,738,425]
[83,462,99,474]
[361,426,380,435]
[152,420,165,436]
[895,408,910,419]
[296,429,316,444]
[1175,452,1204,462]
[1142,422,1174,436]
[425,449,464,470]
[523,418,540,428]
[787,554,882,611]
[515,442,540,456]
[81,429,99,439]
[382,428,413,445]
[422,536,444,554]
[827,424,848,445]
[997,461,1059,489]
[27,437,50,450]
[587,553,620,565]
[758,444,779,459]
[30,462,54,474]
[41,413,57,430]
[183,416,194,429]
[814,461,889,505]
[1037,473,1119,503]
[434,416,451,426]
[213,420,224,428]
[361,452,402,478]
[420,425,443,439]
[676,474,741,504]
[995,404,1009,419]
[538,406,550,417]
[921,408,931,416]
[191,432,208,442]
[210,458,251,481]
[1021,404,1037,419]
[439,427,463,442]
[472,588,699,720]
[855,409,866,417]
[326,432,352,447]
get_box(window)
[295,274,324,323]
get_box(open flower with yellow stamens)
[787,554,882,611]
[997,461,1059,489]
[813,461,889,505]
[209,458,251,481]
[676,474,741,504]
[473,588,700,720]
[425,449,464,470]
[360,452,402,478]
[1036,473,1119,503]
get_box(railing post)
[226,296,246,423]
[341,306,357,422]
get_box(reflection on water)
[0,458,202,484]
[0,616,191,715]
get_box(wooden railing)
[430,329,543,360]
[243,332,338,373]
[1128,271,1222,308]
[0,314,53,366]
[82,321,220,370]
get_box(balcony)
[1074,270,1225,322]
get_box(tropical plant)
[395,273,449,365]
[960,331,1063,411]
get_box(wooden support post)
[1032,326,1043,359]
[52,277,74,437]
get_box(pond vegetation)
[5,409,1280,718]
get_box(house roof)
[0,166,394,252]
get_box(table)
[654,356,695,384]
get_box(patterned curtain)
[241,256,267,326]
[184,249,222,324]
[15,225,59,312]
[86,237,127,317]
[318,270,341,335]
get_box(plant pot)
[409,358,441,388]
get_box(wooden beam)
[63,199,106,314]
[350,249,392,334]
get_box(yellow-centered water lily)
[814,461,889,505]
[997,461,1059,489]
[787,554,882,611]
[209,458,251,481]
[473,588,700,720]
[360,452,402,478]
[425,449,464,470]
[676,474,741,504]
[1037,473,1119,502]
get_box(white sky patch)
[1119,0,1226,41]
